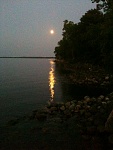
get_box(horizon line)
[0,56,55,59]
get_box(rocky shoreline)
[6,92,113,149]
[26,92,112,148]
[55,61,113,89]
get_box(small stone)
[97,97,102,103]
[84,96,90,100]
[105,97,109,101]
[50,107,57,112]
[71,100,77,104]
[60,105,65,111]
[105,76,109,80]
[99,95,104,100]
[102,102,107,105]
[85,105,91,110]
[65,102,71,108]
[77,101,83,105]
[69,104,75,110]
[91,97,96,102]
[109,92,113,97]
[85,98,91,103]
[76,105,81,110]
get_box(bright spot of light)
[50,29,55,35]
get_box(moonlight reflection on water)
[49,60,55,102]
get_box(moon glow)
[50,30,54,34]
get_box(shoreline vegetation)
[55,59,113,90]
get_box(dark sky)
[0,0,96,57]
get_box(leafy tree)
[91,0,113,12]
[54,3,113,67]
[76,9,104,63]
[54,39,70,60]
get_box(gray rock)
[77,101,83,105]
[109,92,113,97]
[69,104,75,111]
[84,96,90,101]
[85,105,91,110]
[65,102,71,108]
[50,106,57,112]
[60,105,65,111]
[99,95,104,100]
[105,76,109,80]
[102,102,107,105]
[105,97,110,101]
[91,97,96,102]
[76,105,81,110]
[97,96,102,101]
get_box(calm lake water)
[0,58,74,124]
[0,58,110,125]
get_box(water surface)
[0,58,65,124]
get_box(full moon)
[50,30,54,34]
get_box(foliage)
[54,2,113,67]
[91,0,113,12]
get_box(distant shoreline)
[0,57,55,59]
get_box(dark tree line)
[54,0,113,67]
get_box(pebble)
[65,102,71,108]
[60,105,65,111]
[50,107,57,112]
[69,104,75,110]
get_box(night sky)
[0,0,96,57]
